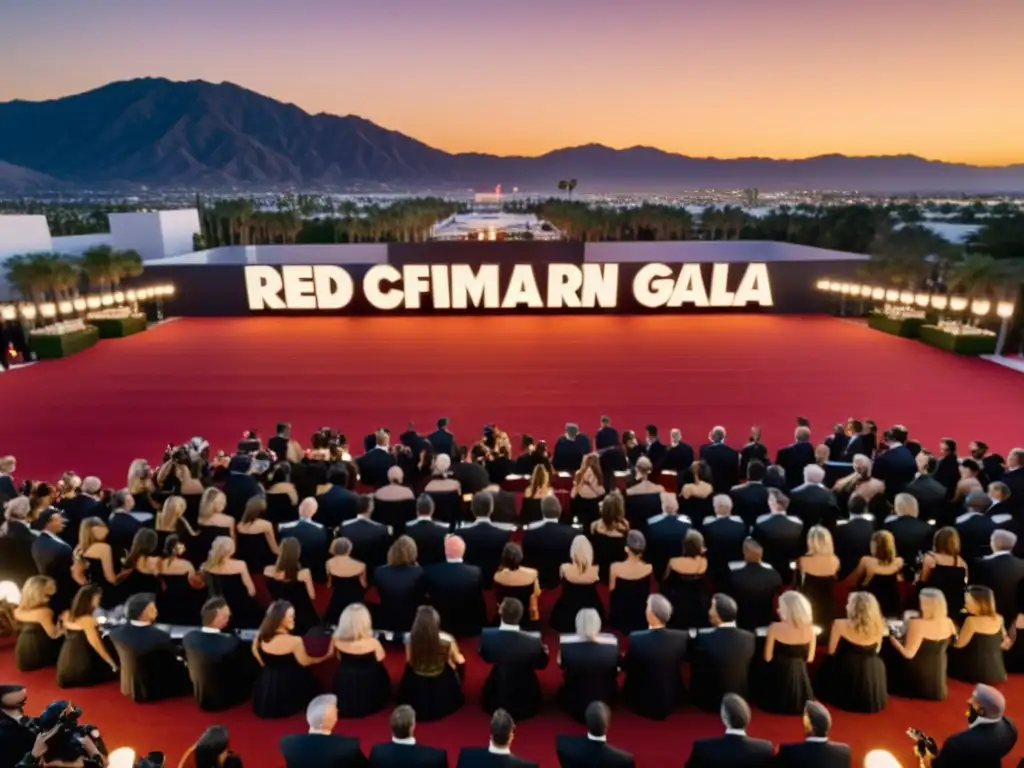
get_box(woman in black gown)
[661,530,710,630]
[397,605,465,721]
[196,488,236,567]
[118,528,162,600]
[815,591,888,712]
[154,495,198,561]
[324,537,367,626]
[678,461,714,527]
[157,535,207,626]
[796,525,840,636]
[886,587,956,700]
[493,542,542,631]
[251,600,333,718]
[588,493,628,585]
[236,497,280,573]
[263,538,320,636]
[74,517,121,611]
[550,536,605,634]
[331,603,391,717]
[949,585,1007,684]
[917,527,968,621]
[202,536,264,630]
[374,536,426,633]
[13,576,63,671]
[608,530,653,634]
[56,585,119,688]
[755,591,815,714]
[849,530,904,619]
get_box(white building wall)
[51,233,113,256]
[156,209,201,258]
[108,212,166,261]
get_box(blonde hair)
[526,464,550,496]
[334,603,373,641]
[198,487,226,523]
[778,590,813,628]
[569,535,593,573]
[806,525,834,557]
[894,493,919,518]
[918,588,948,621]
[203,536,235,570]
[156,495,186,531]
[846,591,885,639]
[433,454,451,475]
[127,459,149,494]
[870,530,896,564]
[76,517,107,553]
[19,576,55,610]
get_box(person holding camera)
[912,683,1018,766]
[1,684,35,767]
[10,698,105,768]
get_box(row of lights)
[815,280,1015,318]
[0,285,175,322]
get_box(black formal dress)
[236,530,278,571]
[493,581,540,631]
[374,564,426,633]
[557,635,620,722]
[919,561,967,619]
[279,519,330,582]
[684,734,774,767]
[109,622,191,703]
[478,627,549,720]
[82,555,122,610]
[930,716,1017,768]
[774,740,852,768]
[754,641,813,714]
[949,630,1007,684]
[859,572,902,618]
[555,735,635,767]
[15,620,62,671]
[205,571,264,629]
[884,515,935,571]
[333,650,391,718]
[157,572,207,626]
[887,637,949,700]
[833,516,876,578]
[608,574,651,634]
[279,732,366,768]
[550,578,605,634]
[266,577,321,635]
[253,648,319,718]
[644,514,690,581]
[815,637,887,712]
[397,642,464,722]
[324,574,366,626]
[182,628,255,710]
[425,561,487,637]
[621,627,688,719]
[689,626,755,711]
[590,533,627,585]
[56,627,117,688]
[661,570,710,630]
[368,740,449,768]
[797,571,836,633]
[342,518,392,582]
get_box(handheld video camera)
[906,727,938,757]
[21,700,106,764]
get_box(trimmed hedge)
[867,312,931,338]
[89,314,147,338]
[29,325,99,359]
[919,325,997,355]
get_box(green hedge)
[867,312,930,338]
[89,314,147,338]
[919,325,997,355]
[29,325,99,359]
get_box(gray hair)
[541,495,562,519]
[805,700,831,737]
[565,423,579,438]
[390,705,416,739]
[471,491,494,519]
[299,497,317,518]
[647,593,673,624]
[710,426,726,442]
[306,694,338,729]
[111,489,132,510]
[894,492,919,518]
[803,464,825,484]
[4,497,30,520]
[575,607,602,638]
[991,529,1017,552]
[636,456,653,475]
[720,693,751,730]
[626,529,646,555]
[416,494,434,517]
[712,494,733,515]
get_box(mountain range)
[0,78,1022,193]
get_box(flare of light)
[871,287,885,300]
[914,293,930,307]
[996,301,1015,319]
[970,299,991,316]
[0,581,21,604]
[107,748,137,768]
[950,296,969,312]
[930,295,948,310]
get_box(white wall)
[51,233,113,256]
[156,209,200,258]
[108,209,200,261]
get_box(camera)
[906,727,937,757]
[21,700,106,764]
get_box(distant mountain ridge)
[0,78,1022,193]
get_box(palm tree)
[79,245,144,290]
[567,179,578,200]
[3,254,51,303]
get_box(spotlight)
[815,279,830,291]
[828,281,842,293]
[114,291,125,304]
[997,301,1015,319]
[164,285,176,296]
[930,295,948,311]
[86,296,102,310]
[871,287,885,300]
[126,290,137,302]
[971,299,990,316]
[107,748,136,768]
[860,285,873,298]
[885,289,899,302]
[39,303,57,319]
[950,296,969,312]
[863,750,902,768]
[0,581,21,604]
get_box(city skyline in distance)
[2,0,1024,165]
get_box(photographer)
[13,699,106,768]
[1,685,35,767]
[913,684,1018,766]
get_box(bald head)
[299,497,318,519]
[973,684,1005,718]
[992,529,1017,553]
[445,535,466,561]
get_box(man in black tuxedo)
[400,422,429,456]
[1001,448,1024,516]
[405,494,450,566]
[428,417,457,458]
[459,493,514,588]
[553,424,590,473]
[622,594,688,720]
[684,693,773,767]
[109,593,190,703]
[970,440,1004,484]
[595,416,619,452]
[738,427,769,479]
[920,684,1017,767]
[0,684,36,768]
[775,426,816,490]
[358,430,396,490]
[841,419,866,462]
[661,429,694,476]
[315,467,359,529]
[0,456,17,503]
[833,497,876,578]
[424,535,487,637]
[30,509,76,614]
[702,495,749,583]
[775,701,851,768]
[279,498,330,582]
[824,424,849,462]
[700,426,740,494]
[456,709,537,768]
[521,496,577,589]
[182,598,255,711]
[369,705,448,767]
[973,529,1024,620]
[106,490,142,564]
[905,451,950,526]
[268,422,291,462]
[789,464,840,533]
[934,438,961,498]
[884,493,935,569]
[478,598,549,720]
[0,499,38,589]
[556,701,634,767]
[727,540,783,631]
[225,453,264,519]
[339,495,392,581]
[57,476,106,547]
[955,492,997,561]
[751,489,803,583]
[871,425,916,497]
[280,694,367,768]
[689,595,756,711]
[729,460,770,527]
[643,424,666,469]
[645,494,691,581]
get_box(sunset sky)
[3,0,1023,164]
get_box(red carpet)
[1,315,1023,766]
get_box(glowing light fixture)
[860,285,873,298]
[0,581,21,604]
[863,750,902,768]
[930,295,948,311]
[885,289,899,302]
[125,290,136,302]
[0,305,16,321]
[39,303,57,319]
[899,290,914,305]
[997,301,1015,319]
[58,301,74,315]
[107,748,136,768]
[914,293,930,307]
[828,281,842,292]
[815,279,830,291]
[101,294,114,307]
[20,305,36,320]
[114,291,125,303]
[950,296,969,312]
[86,296,102,310]
[164,285,176,296]
[971,299,990,316]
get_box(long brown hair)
[526,464,550,496]
[274,537,302,580]
[574,454,603,488]
[241,497,268,525]
[257,600,292,643]
[69,585,102,620]
[599,492,627,532]
[123,528,158,571]
[408,605,445,667]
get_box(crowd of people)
[1,416,1023,766]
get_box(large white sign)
[244,262,773,311]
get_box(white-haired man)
[776,425,816,490]
[917,684,1017,766]
[700,426,739,493]
[702,494,748,581]
[621,594,688,720]
[280,497,329,581]
[280,693,365,767]
[789,464,840,531]
[973,528,1024,621]
[685,693,773,766]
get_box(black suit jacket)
[57,495,107,547]
[788,483,840,532]
[553,436,586,473]
[662,442,695,475]
[107,511,143,564]
[751,513,804,582]
[871,445,916,496]
[30,532,76,612]
[622,627,688,720]
[932,717,1018,768]
[0,712,35,768]
[973,551,1024,620]
[1005,467,1024,516]
[454,462,490,495]
[775,442,816,489]
[684,734,773,767]
[774,740,851,768]
[824,433,849,462]
[315,485,360,529]
[728,562,783,630]
[934,454,961,497]
[456,748,537,768]
[883,514,935,569]
[555,735,634,767]
[424,561,487,636]
[521,520,578,589]
[182,629,254,711]
[595,426,620,451]
[405,517,451,566]
[369,742,448,768]
[729,482,770,527]
[689,627,756,710]
[645,515,691,580]
[739,442,769,478]
[645,439,667,469]
[955,511,996,562]
[109,622,189,703]
[278,518,330,581]
[904,475,949,525]
[701,516,748,580]
[459,520,513,588]
[225,472,264,519]
[428,429,457,458]
[0,474,17,503]
[358,448,396,489]
[280,733,367,768]
[340,517,392,580]
[699,442,740,493]
[834,515,876,578]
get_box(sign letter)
[364,265,404,310]
[547,264,583,308]
[734,263,773,306]
[451,265,500,309]
[632,263,674,308]
[312,266,354,310]
[282,265,317,310]
[244,265,286,310]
